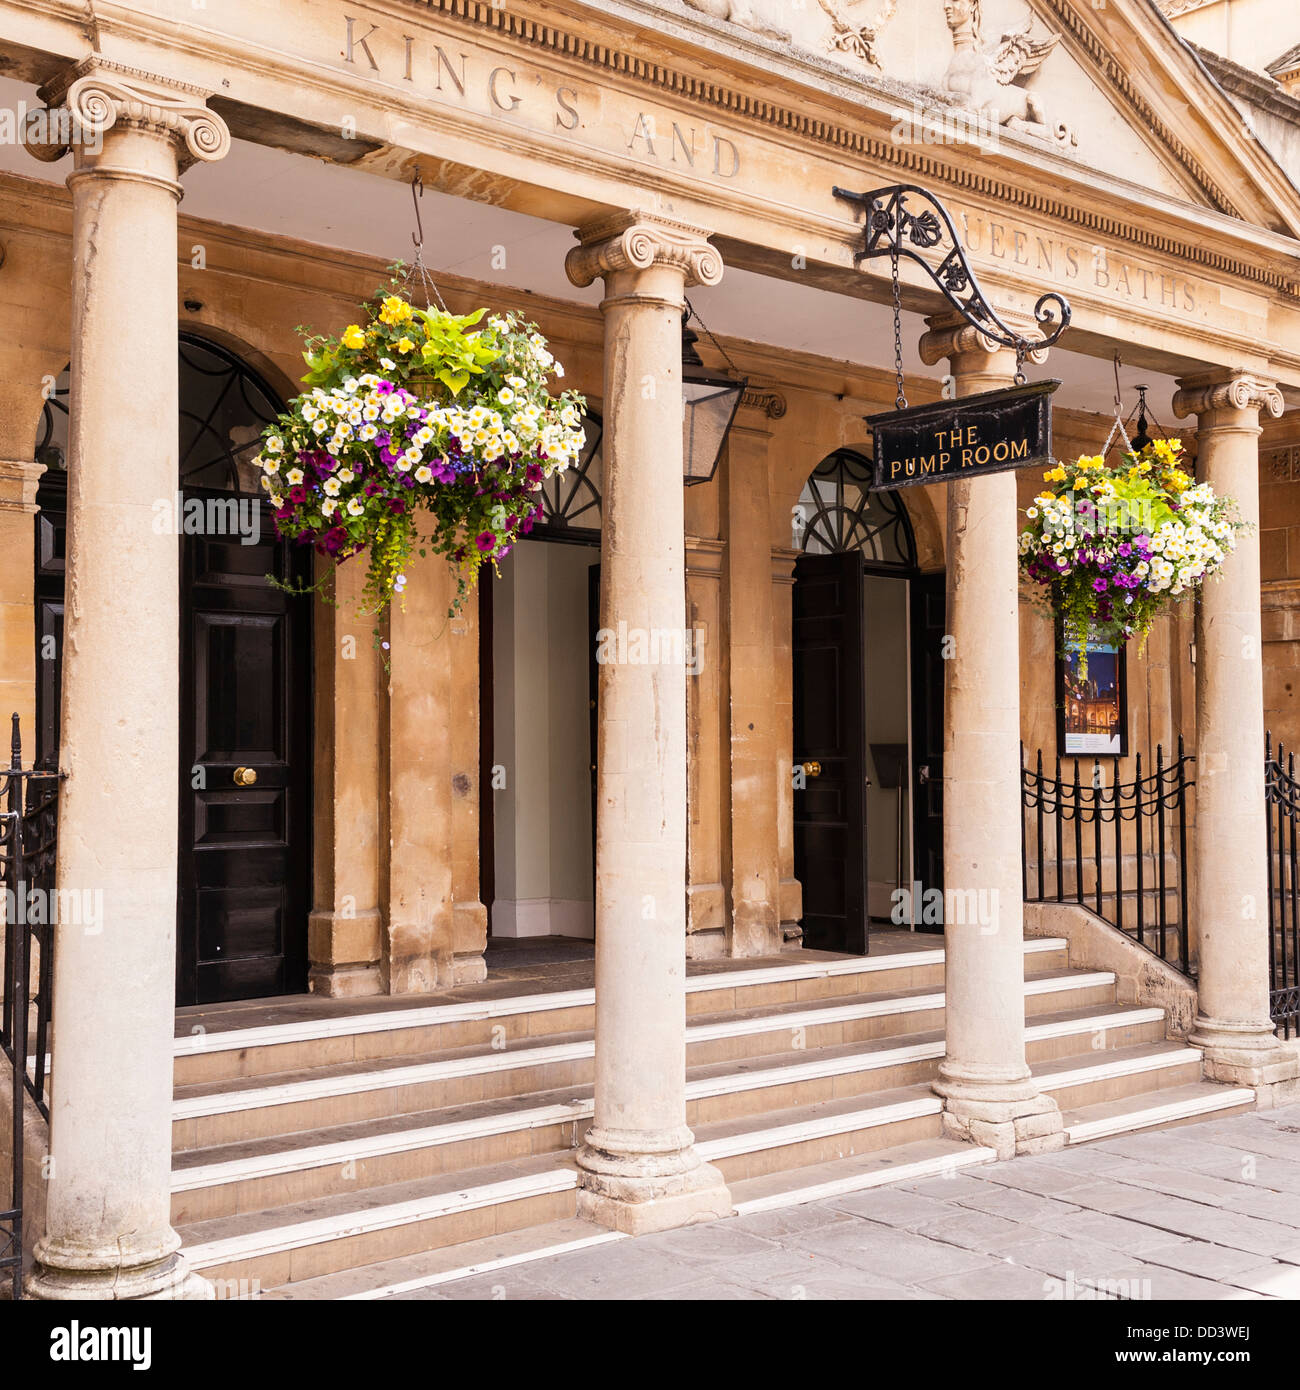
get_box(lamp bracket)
[832,183,1072,359]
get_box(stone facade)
[0,0,1298,1293]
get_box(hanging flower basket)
[256,270,587,616]
[1018,438,1246,659]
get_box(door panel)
[793,551,867,954]
[910,571,946,930]
[177,490,311,1005]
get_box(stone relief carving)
[681,0,900,69]
[816,0,898,67]
[942,0,1076,147]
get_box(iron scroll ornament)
[832,184,1072,357]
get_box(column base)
[933,1066,1065,1160]
[26,1247,213,1301]
[1190,1016,1300,1104]
[575,1126,733,1235]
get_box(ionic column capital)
[1172,372,1284,422]
[918,313,1050,370]
[27,57,230,170]
[566,210,724,291]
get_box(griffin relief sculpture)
[942,0,1077,146]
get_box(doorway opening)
[792,448,943,953]
[480,414,603,968]
[34,334,313,1005]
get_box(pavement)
[397,1104,1300,1300]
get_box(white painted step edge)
[184,1166,580,1270]
[174,937,1070,1058]
[347,1227,627,1299]
[172,1007,1168,1192]
[1065,1086,1256,1144]
[1036,1046,1202,1094]
[173,969,1119,1122]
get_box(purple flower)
[475,532,496,553]
[1092,577,1108,593]
[1117,542,1132,558]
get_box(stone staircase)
[168,935,1252,1299]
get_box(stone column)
[917,317,1064,1159]
[1173,373,1299,1101]
[24,58,229,1300]
[566,211,732,1232]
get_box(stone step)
[172,937,1071,1087]
[261,1136,999,1301]
[170,965,1116,1151]
[180,1152,581,1290]
[170,1003,1163,1223]
[1062,1080,1256,1144]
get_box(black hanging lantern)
[681,305,746,486]
[1130,384,1154,452]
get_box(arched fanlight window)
[534,411,603,541]
[35,374,69,472]
[34,334,283,494]
[797,448,917,567]
[177,335,283,492]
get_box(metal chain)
[402,172,449,313]
[891,239,906,411]
[683,297,742,375]
[1014,340,1027,387]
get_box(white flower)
[321,499,338,517]
[286,468,305,486]
[265,435,284,454]
[322,478,341,496]
[498,388,515,406]
[346,497,365,517]
[380,358,396,371]
[338,467,355,484]
[415,465,433,483]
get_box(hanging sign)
[867,380,1060,491]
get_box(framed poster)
[1056,623,1129,758]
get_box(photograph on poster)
[1057,627,1128,758]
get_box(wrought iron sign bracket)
[833,183,1072,368]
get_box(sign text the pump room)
[867,380,1060,491]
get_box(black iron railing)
[1021,741,1194,975]
[0,715,60,1299]
[1266,735,1300,1040]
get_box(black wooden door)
[793,551,867,954]
[177,491,312,1004]
[910,571,946,930]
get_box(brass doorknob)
[801,761,822,778]
[233,766,258,786]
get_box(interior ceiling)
[0,74,1181,421]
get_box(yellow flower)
[379,295,413,326]
[341,325,366,350]
[396,336,415,354]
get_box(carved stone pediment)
[680,0,900,71]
